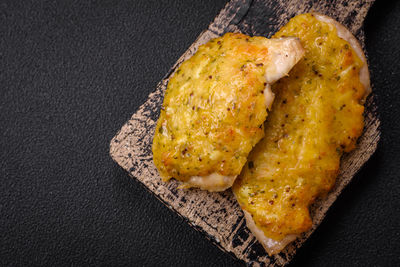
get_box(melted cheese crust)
[233,13,369,253]
[152,33,303,188]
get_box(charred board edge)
[109,0,379,266]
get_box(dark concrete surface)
[1,0,399,266]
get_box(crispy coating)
[152,33,303,189]
[233,14,368,243]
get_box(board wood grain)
[110,0,379,265]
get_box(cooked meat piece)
[153,33,304,191]
[233,13,370,255]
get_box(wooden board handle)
[210,0,375,39]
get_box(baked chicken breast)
[152,33,304,191]
[233,13,370,255]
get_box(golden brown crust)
[242,210,297,256]
[235,13,371,255]
[313,12,371,97]
[152,33,304,191]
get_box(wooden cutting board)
[110,0,380,265]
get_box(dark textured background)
[1,0,399,266]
